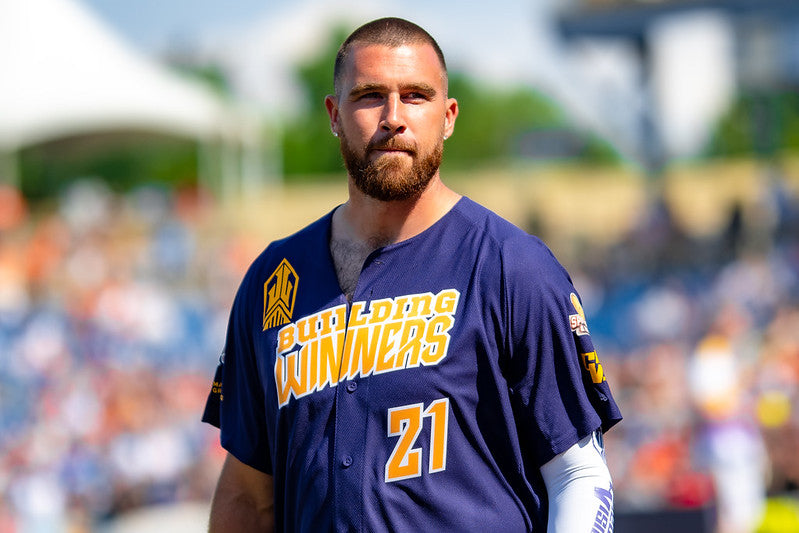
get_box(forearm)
[209,489,275,533]
[209,454,275,533]
[540,431,614,533]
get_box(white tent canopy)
[0,0,263,193]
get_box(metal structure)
[557,0,799,175]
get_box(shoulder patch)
[263,258,299,330]
[570,292,585,320]
[581,351,606,384]
[569,292,590,336]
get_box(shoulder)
[236,209,334,296]
[450,197,527,243]
[264,209,332,262]
[453,197,569,283]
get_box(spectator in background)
[689,311,767,533]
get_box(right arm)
[209,453,275,533]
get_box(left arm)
[540,431,614,533]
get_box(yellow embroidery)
[581,351,605,384]
[263,259,299,330]
[570,292,585,320]
[274,289,460,407]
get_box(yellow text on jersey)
[274,289,460,407]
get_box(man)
[203,17,621,532]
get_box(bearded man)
[203,17,621,533]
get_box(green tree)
[706,90,799,158]
[281,28,348,178]
[443,73,566,170]
[19,132,198,200]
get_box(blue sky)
[79,0,562,83]
[83,0,291,51]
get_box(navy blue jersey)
[203,197,621,532]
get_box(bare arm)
[209,453,275,533]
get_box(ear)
[443,97,458,139]
[325,95,340,136]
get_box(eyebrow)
[348,82,438,99]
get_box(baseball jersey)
[203,196,622,532]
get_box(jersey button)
[346,381,357,393]
[342,455,353,468]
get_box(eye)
[403,92,431,104]
[358,92,382,100]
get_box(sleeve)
[502,236,622,467]
[540,431,614,533]
[201,352,224,428]
[202,272,273,474]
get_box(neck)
[333,174,461,248]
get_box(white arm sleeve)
[539,430,614,533]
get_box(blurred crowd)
[0,167,798,532]
[568,165,799,532]
[0,181,257,532]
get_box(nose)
[380,94,406,134]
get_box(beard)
[339,132,443,202]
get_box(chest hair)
[329,237,375,302]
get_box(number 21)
[385,397,449,483]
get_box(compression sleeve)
[540,431,614,533]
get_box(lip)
[370,148,412,155]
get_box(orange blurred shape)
[0,184,27,230]
[629,436,688,482]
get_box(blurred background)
[1,0,798,531]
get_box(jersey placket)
[332,252,383,532]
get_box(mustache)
[367,137,417,154]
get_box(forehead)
[340,43,445,91]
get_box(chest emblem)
[263,258,299,330]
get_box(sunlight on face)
[331,43,452,201]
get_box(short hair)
[333,17,448,98]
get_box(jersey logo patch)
[263,259,299,330]
[569,292,590,336]
[581,351,606,384]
